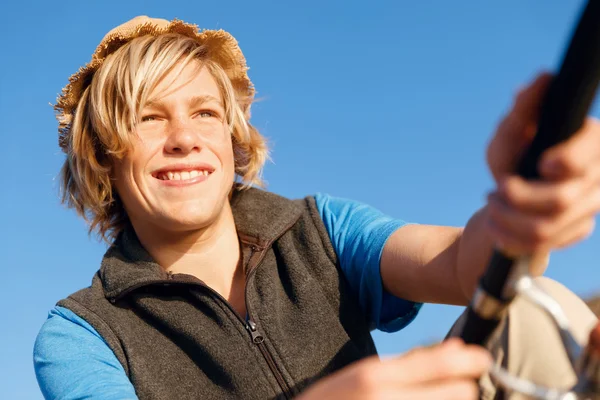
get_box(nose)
[164,117,202,155]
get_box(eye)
[140,115,158,123]
[197,110,217,118]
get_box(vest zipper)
[246,319,292,399]
[122,218,301,399]
[165,253,294,399]
[243,243,295,399]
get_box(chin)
[151,215,215,233]
[163,201,229,231]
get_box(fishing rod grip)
[460,0,600,346]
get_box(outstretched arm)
[380,208,549,306]
[381,73,600,307]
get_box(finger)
[387,339,491,386]
[548,215,596,249]
[540,117,600,179]
[487,73,553,181]
[491,185,600,243]
[399,379,480,400]
[487,187,600,252]
[512,72,554,122]
[498,169,600,214]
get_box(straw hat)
[55,16,254,151]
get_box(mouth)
[152,164,215,183]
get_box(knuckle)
[446,348,482,372]
[527,221,552,244]
[561,154,582,174]
[437,346,466,373]
[353,366,378,390]
[550,149,578,171]
[552,187,575,211]
[436,355,453,373]
[500,180,521,206]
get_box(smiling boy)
[34,16,600,399]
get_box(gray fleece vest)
[58,188,377,399]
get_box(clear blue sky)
[1,0,598,398]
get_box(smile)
[151,164,216,186]
[155,170,211,181]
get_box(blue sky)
[1,0,598,398]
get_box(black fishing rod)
[459,0,600,347]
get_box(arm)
[380,206,549,306]
[34,306,138,400]
[380,75,567,307]
[314,193,421,332]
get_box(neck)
[131,202,241,297]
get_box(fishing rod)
[457,1,600,398]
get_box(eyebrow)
[144,94,223,109]
[188,95,223,108]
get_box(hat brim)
[56,17,254,151]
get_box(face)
[112,61,236,234]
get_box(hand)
[297,338,491,400]
[485,72,600,256]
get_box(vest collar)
[99,187,304,301]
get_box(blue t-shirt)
[34,194,422,399]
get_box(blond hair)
[59,33,268,242]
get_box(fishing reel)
[480,257,600,399]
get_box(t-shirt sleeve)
[34,306,138,400]
[314,193,422,332]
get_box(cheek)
[212,129,236,173]
[223,143,236,172]
[111,161,133,201]
[116,141,157,183]
[111,153,141,198]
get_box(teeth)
[158,169,210,181]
